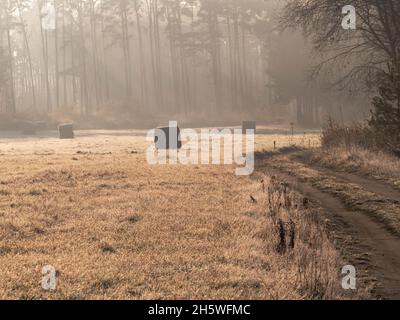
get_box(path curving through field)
[294,179,400,299]
[258,151,400,300]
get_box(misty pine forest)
[0,0,400,300]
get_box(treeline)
[0,0,370,126]
[0,0,273,119]
[282,0,400,153]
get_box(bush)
[321,118,377,151]
[369,74,400,155]
[323,69,400,157]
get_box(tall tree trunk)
[62,0,67,107]
[177,7,191,116]
[54,0,60,110]
[146,0,158,110]
[6,19,16,113]
[119,0,132,98]
[38,0,52,112]
[90,0,100,109]
[70,0,77,106]
[153,0,163,108]
[241,15,249,108]
[226,15,235,111]
[17,0,37,112]
[207,8,222,114]
[100,0,110,102]
[233,10,241,111]
[77,0,88,114]
[135,0,148,109]
[166,6,180,114]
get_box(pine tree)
[369,69,400,155]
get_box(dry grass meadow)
[0,128,348,299]
[311,146,400,190]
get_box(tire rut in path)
[294,156,400,204]
[294,178,400,299]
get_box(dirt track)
[296,155,400,204]
[258,151,400,300]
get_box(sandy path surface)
[258,151,400,299]
[294,179,400,299]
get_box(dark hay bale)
[242,121,256,134]
[154,126,182,149]
[58,123,74,139]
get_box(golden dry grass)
[312,146,400,189]
[0,130,345,300]
[266,150,400,236]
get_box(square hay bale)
[154,126,182,149]
[58,123,74,139]
[242,121,256,134]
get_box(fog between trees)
[0,1,376,126]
